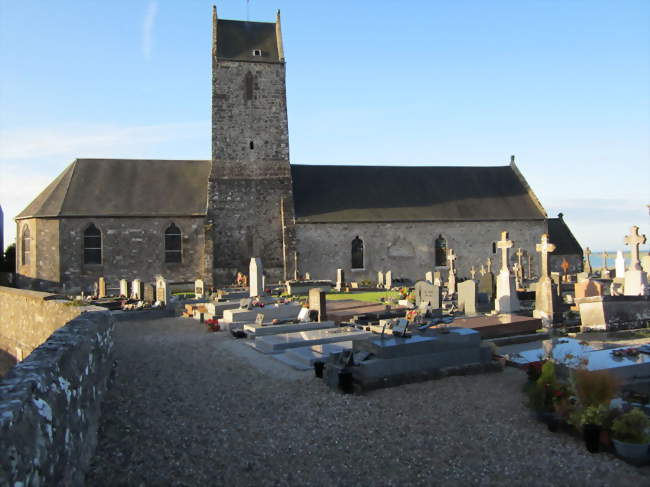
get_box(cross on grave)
[516,248,524,269]
[561,258,569,274]
[470,266,476,280]
[480,264,486,276]
[536,234,556,279]
[486,257,492,273]
[527,254,533,279]
[496,231,514,273]
[447,248,457,270]
[602,252,609,270]
[624,225,647,271]
[583,247,592,274]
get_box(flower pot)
[338,371,354,394]
[314,361,324,378]
[612,439,650,462]
[537,411,559,432]
[583,424,601,453]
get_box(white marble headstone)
[250,257,264,297]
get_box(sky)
[0,0,648,253]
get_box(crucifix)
[515,248,524,282]
[584,247,592,274]
[496,231,514,273]
[602,252,609,271]
[480,264,486,276]
[486,257,492,274]
[447,248,457,271]
[536,234,556,279]
[624,225,647,271]
[470,265,476,280]
[561,258,570,281]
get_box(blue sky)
[0,0,648,252]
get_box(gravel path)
[87,317,649,486]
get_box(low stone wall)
[0,286,86,365]
[0,309,114,486]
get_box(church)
[14,8,581,292]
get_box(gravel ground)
[87,317,649,486]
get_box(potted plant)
[581,404,609,453]
[611,408,650,462]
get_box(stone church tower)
[209,7,296,285]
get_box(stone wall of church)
[55,216,207,293]
[295,220,547,282]
[15,218,60,290]
[210,59,295,285]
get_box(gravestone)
[93,282,98,297]
[479,264,486,277]
[513,263,522,289]
[533,234,560,325]
[156,276,169,304]
[305,272,311,280]
[575,279,605,299]
[336,268,345,291]
[433,271,442,287]
[469,266,476,281]
[195,279,204,299]
[576,272,589,283]
[601,252,611,279]
[385,271,392,289]
[377,271,384,288]
[615,250,625,278]
[641,255,650,273]
[486,257,493,274]
[98,277,106,298]
[584,247,592,275]
[527,254,533,280]
[478,271,495,304]
[446,249,457,294]
[457,280,477,316]
[131,279,143,300]
[119,279,128,298]
[623,225,648,296]
[308,287,327,321]
[414,280,441,309]
[495,231,520,313]
[250,257,264,297]
[144,283,155,303]
[550,272,562,296]
[516,248,524,284]
[255,313,265,326]
[425,271,433,283]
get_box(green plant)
[611,408,650,444]
[574,368,621,408]
[581,404,609,426]
[526,361,558,412]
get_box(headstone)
[457,280,477,316]
[576,272,589,283]
[155,276,169,304]
[574,279,605,299]
[479,264,486,277]
[516,248,524,283]
[250,257,264,297]
[93,282,98,297]
[486,257,492,274]
[495,231,520,313]
[144,283,155,303]
[601,252,611,279]
[305,272,311,280]
[424,271,433,283]
[433,271,442,287]
[350,282,359,289]
[119,279,128,298]
[131,279,143,300]
[414,280,441,309]
[377,271,384,288]
[446,248,457,294]
[195,279,204,299]
[527,254,533,280]
[623,225,648,296]
[308,288,327,321]
[615,250,625,278]
[584,247,592,275]
[533,234,560,325]
[513,263,522,289]
[255,313,265,326]
[641,255,650,273]
[98,277,106,298]
[336,268,345,291]
[469,266,476,281]
[385,270,392,289]
[478,272,495,303]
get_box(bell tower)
[209,6,296,285]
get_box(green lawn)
[326,290,401,303]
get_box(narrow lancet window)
[83,224,102,265]
[21,225,31,266]
[435,235,447,266]
[351,236,364,269]
[165,223,182,263]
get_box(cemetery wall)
[0,286,85,363]
[210,59,295,285]
[15,218,61,290]
[0,308,113,486]
[58,216,206,292]
[296,220,546,281]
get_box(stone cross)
[480,264,486,276]
[496,231,514,273]
[470,266,476,280]
[486,257,492,274]
[527,254,533,279]
[624,225,647,271]
[516,248,524,271]
[535,234,556,279]
[584,247,592,274]
[561,258,569,274]
[602,252,609,270]
[447,248,457,271]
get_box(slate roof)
[548,216,583,256]
[16,159,211,219]
[216,19,280,62]
[290,164,547,223]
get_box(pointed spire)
[275,9,285,62]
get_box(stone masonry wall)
[0,308,113,486]
[15,218,61,290]
[0,286,85,367]
[296,220,547,282]
[58,216,206,293]
[210,59,295,285]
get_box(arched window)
[165,223,182,263]
[435,235,447,266]
[21,225,31,266]
[351,236,364,269]
[83,224,102,264]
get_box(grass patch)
[326,291,400,303]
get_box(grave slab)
[446,314,542,339]
[222,302,302,324]
[252,327,373,354]
[243,320,336,337]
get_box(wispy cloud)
[142,0,158,60]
